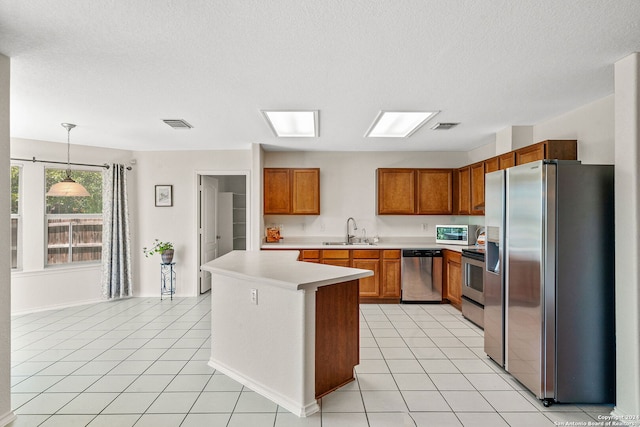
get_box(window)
[11,165,20,269]
[45,168,103,265]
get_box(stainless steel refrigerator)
[484,170,505,367]
[484,160,615,405]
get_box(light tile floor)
[9,295,613,426]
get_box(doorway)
[197,173,248,294]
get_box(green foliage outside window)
[11,166,19,214]
[45,169,103,214]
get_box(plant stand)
[160,262,176,300]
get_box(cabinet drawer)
[382,250,401,259]
[322,259,351,267]
[300,250,320,259]
[352,249,380,259]
[322,250,350,259]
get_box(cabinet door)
[264,169,291,214]
[444,251,462,309]
[353,259,380,297]
[417,169,453,215]
[322,259,351,267]
[381,250,401,298]
[377,169,416,214]
[470,162,485,215]
[456,167,471,215]
[292,169,320,215]
[515,143,545,165]
[544,140,577,161]
[485,157,499,174]
[498,152,516,169]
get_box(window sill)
[11,263,101,278]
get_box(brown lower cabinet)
[443,250,462,310]
[381,250,401,299]
[297,248,401,303]
[352,250,380,298]
[270,247,464,308]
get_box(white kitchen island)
[201,250,373,417]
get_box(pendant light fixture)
[46,123,90,197]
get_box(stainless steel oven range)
[461,247,485,328]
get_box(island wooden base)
[315,280,359,398]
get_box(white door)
[200,176,219,294]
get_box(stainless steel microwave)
[435,224,477,245]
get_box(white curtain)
[101,164,132,299]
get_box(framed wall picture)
[155,185,173,207]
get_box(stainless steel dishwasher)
[401,249,443,303]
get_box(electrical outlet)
[421,223,428,232]
[251,289,258,305]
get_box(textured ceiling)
[1,0,639,152]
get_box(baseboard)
[610,407,640,426]
[208,358,320,417]
[11,298,103,316]
[0,410,16,427]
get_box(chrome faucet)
[346,217,358,244]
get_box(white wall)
[263,151,478,240]
[613,53,640,418]
[467,141,496,165]
[10,138,134,314]
[533,95,615,164]
[133,150,252,297]
[251,144,264,251]
[0,53,15,427]
[495,126,533,154]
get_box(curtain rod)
[10,156,133,170]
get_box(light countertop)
[261,236,480,253]
[201,250,373,291]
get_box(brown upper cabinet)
[455,166,471,215]
[485,157,499,174]
[377,169,416,215]
[515,140,577,166]
[264,168,291,214]
[417,169,453,215]
[499,152,516,169]
[264,168,320,215]
[470,162,485,215]
[454,140,576,215]
[377,168,453,215]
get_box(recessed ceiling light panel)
[261,110,318,137]
[365,111,439,138]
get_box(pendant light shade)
[46,123,90,197]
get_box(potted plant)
[143,239,174,264]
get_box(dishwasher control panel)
[402,249,443,258]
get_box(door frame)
[195,170,251,295]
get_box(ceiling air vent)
[431,122,460,130]
[162,119,193,129]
